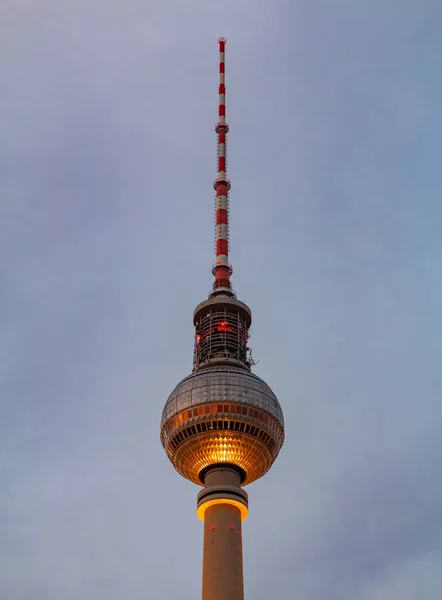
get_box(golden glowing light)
[197,498,249,522]
[161,401,284,486]
[170,431,274,486]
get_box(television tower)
[160,38,285,600]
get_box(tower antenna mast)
[212,37,233,296]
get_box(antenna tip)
[218,37,227,44]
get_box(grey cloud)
[1,1,441,599]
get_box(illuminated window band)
[162,402,284,446]
[161,402,284,485]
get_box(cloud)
[1,1,441,599]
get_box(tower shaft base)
[202,503,244,600]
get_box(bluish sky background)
[1,1,442,599]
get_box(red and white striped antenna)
[211,37,233,297]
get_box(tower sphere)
[160,365,284,486]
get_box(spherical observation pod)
[160,365,284,486]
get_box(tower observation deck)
[160,39,285,600]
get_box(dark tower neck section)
[193,295,253,372]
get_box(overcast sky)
[1,1,442,599]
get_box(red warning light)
[229,525,235,530]
[209,525,216,531]
[197,335,201,343]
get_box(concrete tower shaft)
[199,468,247,600]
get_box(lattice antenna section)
[211,37,233,297]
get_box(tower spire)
[212,37,233,297]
